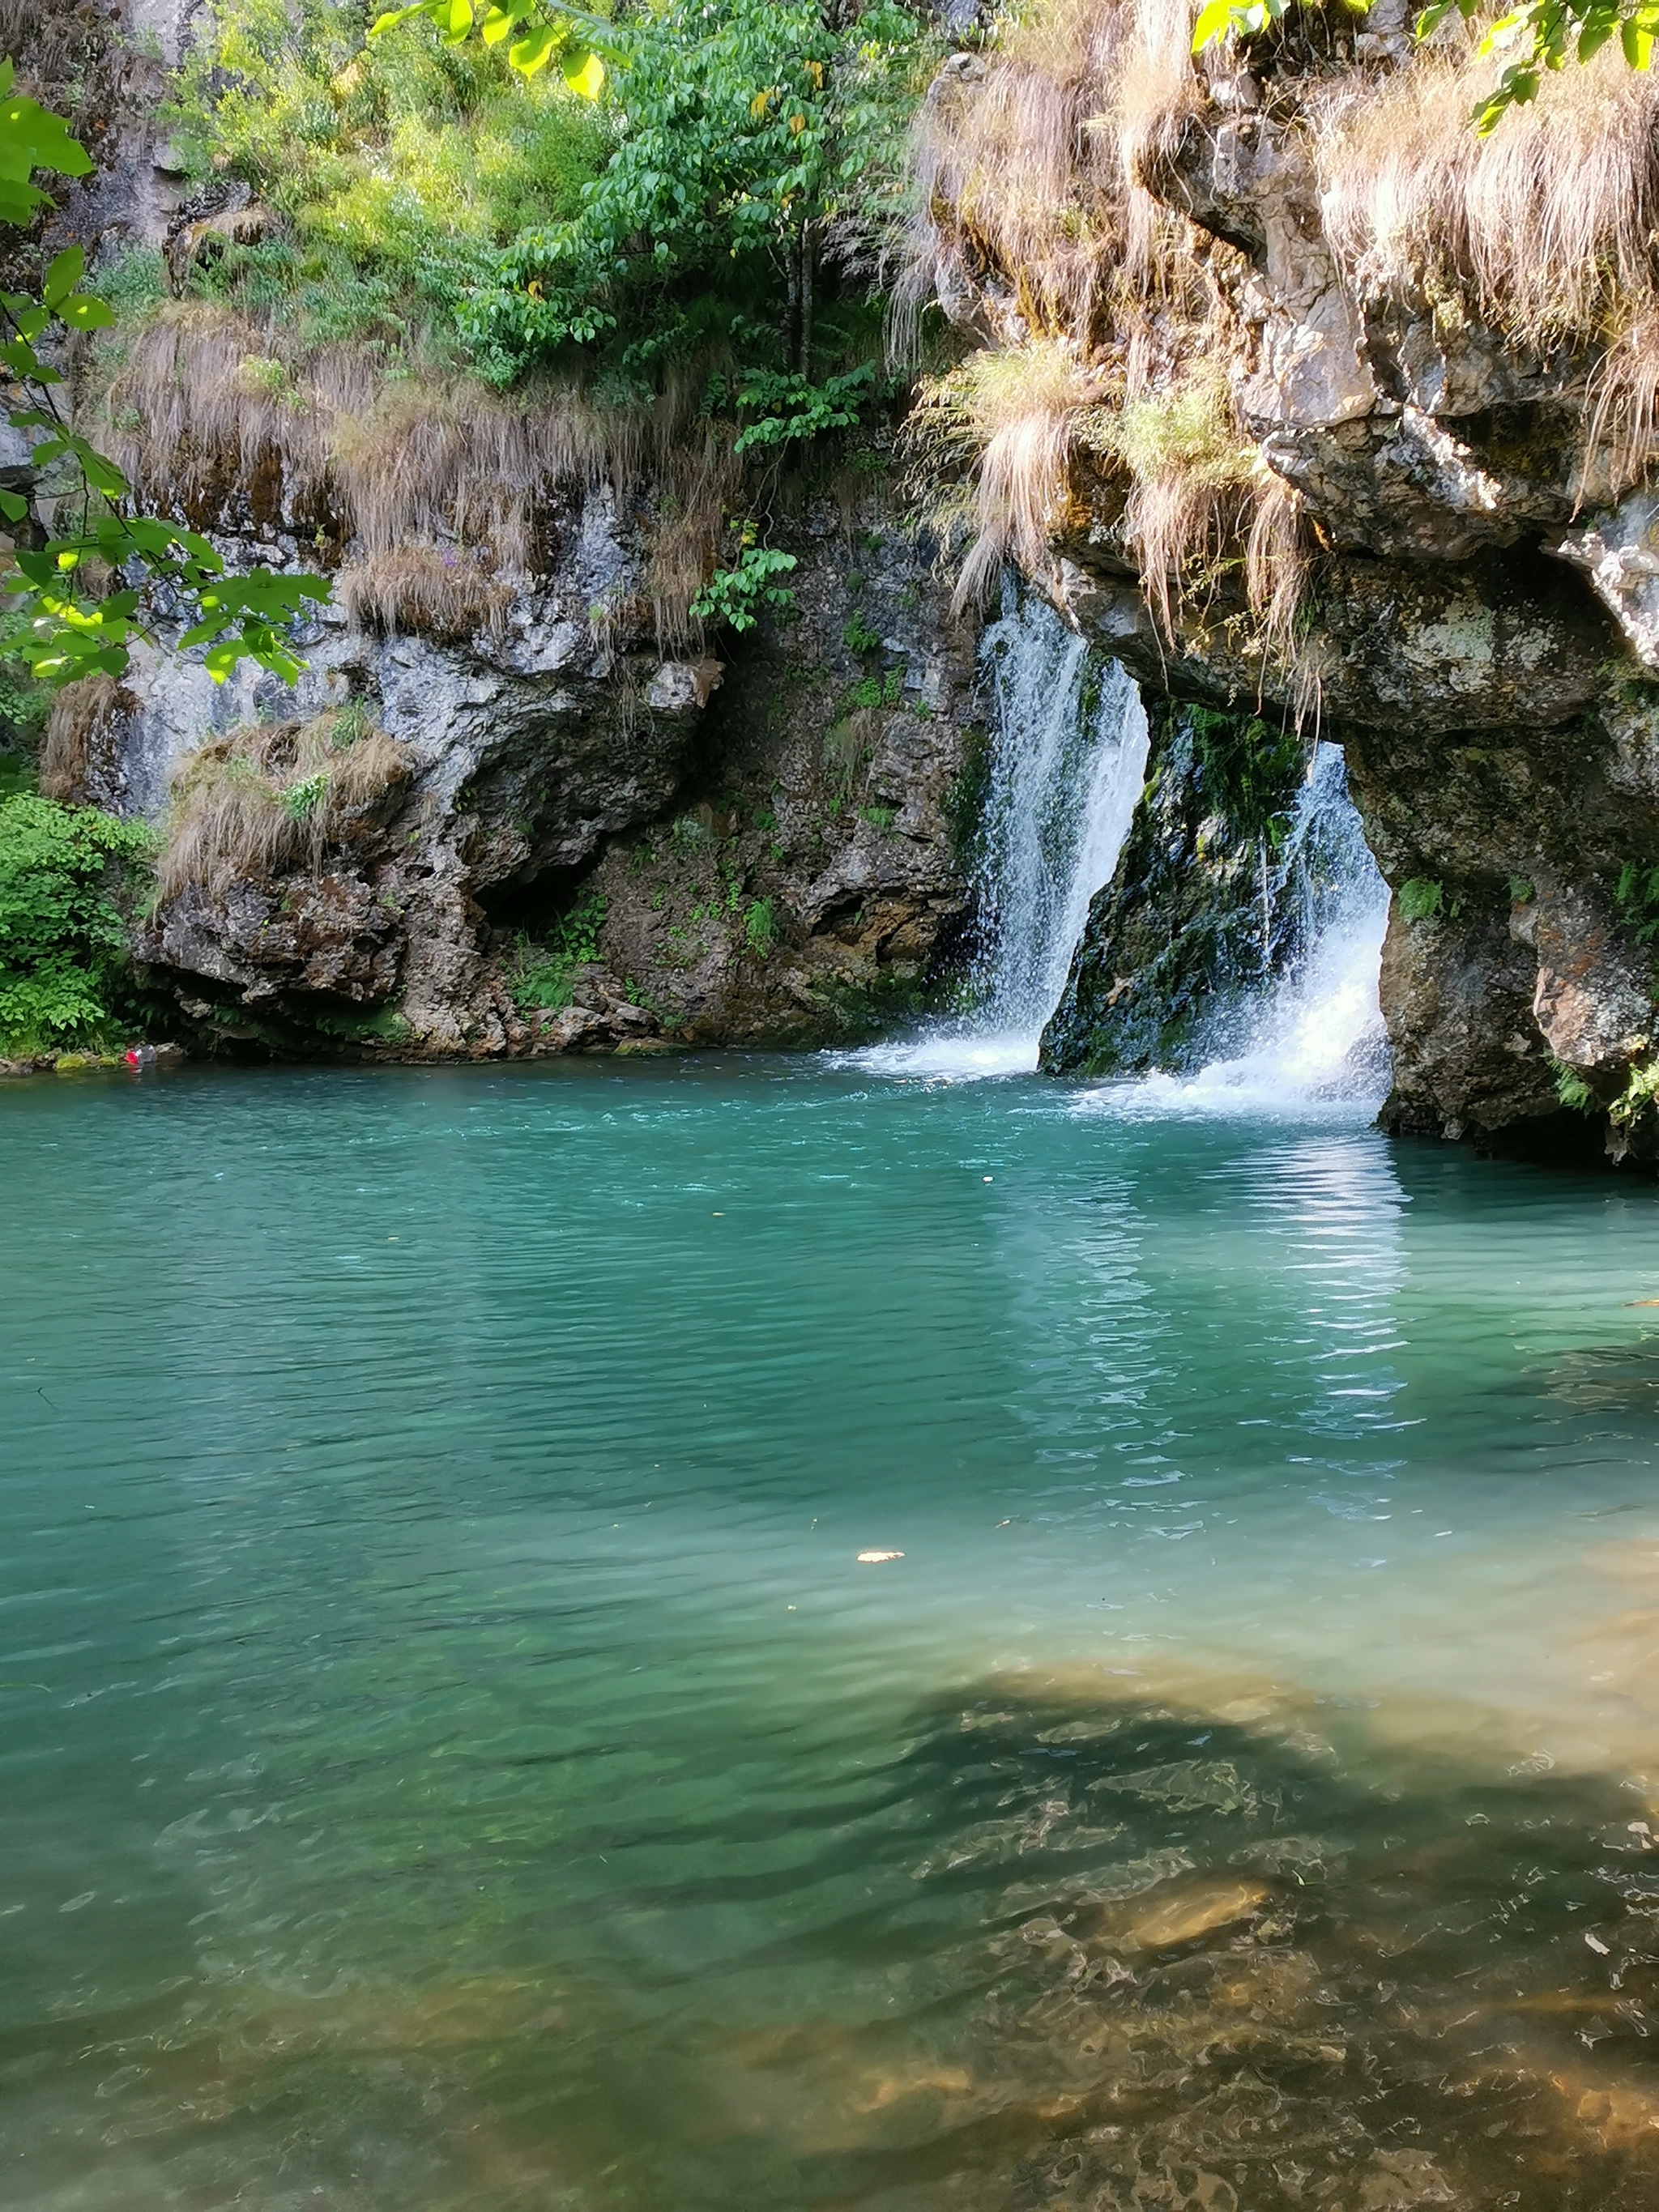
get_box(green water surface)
[6,1059,1659,2210]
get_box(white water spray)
[842,590,1149,1080]
[1088,740,1392,1120]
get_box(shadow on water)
[783,1674,1659,2212]
[19,1673,1659,2212]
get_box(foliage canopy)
[0,794,151,1051]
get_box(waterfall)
[844,588,1149,1079]
[1092,740,1392,1117]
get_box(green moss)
[1185,705,1303,846]
[945,722,992,864]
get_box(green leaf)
[0,488,25,522]
[509,23,561,72]
[1191,0,1236,48]
[41,245,84,309]
[1624,15,1653,62]
[58,293,117,332]
[367,2,433,36]
[563,47,605,96]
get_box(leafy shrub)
[691,543,799,633]
[1397,876,1445,923]
[842,612,882,654]
[744,897,776,956]
[171,0,608,335]
[0,796,153,1054]
[731,364,876,453]
[510,885,606,1009]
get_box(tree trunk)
[798,221,815,379]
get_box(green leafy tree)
[0,794,152,1050]
[377,0,934,387]
[1192,0,1658,130]
[0,58,330,687]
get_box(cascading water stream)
[840,586,1391,1105]
[842,587,1149,1078]
[1091,739,1393,1118]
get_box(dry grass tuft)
[38,675,132,804]
[907,342,1107,610]
[915,0,1659,674]
[101,306,736,646]
[159,710,410,901]
[104,309,676,592]
[911,0,1203,345]
[908,0,1298,641]
[644,435,742,648]
[1099,360,1257,640]
[1314,44,1659,347]
[1311,40,1659,488]
[340,548,513,641]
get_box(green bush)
[691,543,798,634]
[168,0,609,354]
[0,796,154,1055]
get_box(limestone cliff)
[922,0,1659,1164]
[16,1,980,1063]
[41,494,979,1060]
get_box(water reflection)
[8,1068,1659,2210]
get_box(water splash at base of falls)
[839,590,1149,1080]
[1084,740,1392,1121]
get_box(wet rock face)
[1040,702,1305,1077]
[581,523,979,1050]
[1341,703,1659,1160]
[98,492,979,1059]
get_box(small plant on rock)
[1397,877,1445,923]
[690,532,799,634]
[510,885,607,1010]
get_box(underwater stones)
[1128,1879,1271,1952]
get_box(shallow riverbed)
[6,1056,1659,2210]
